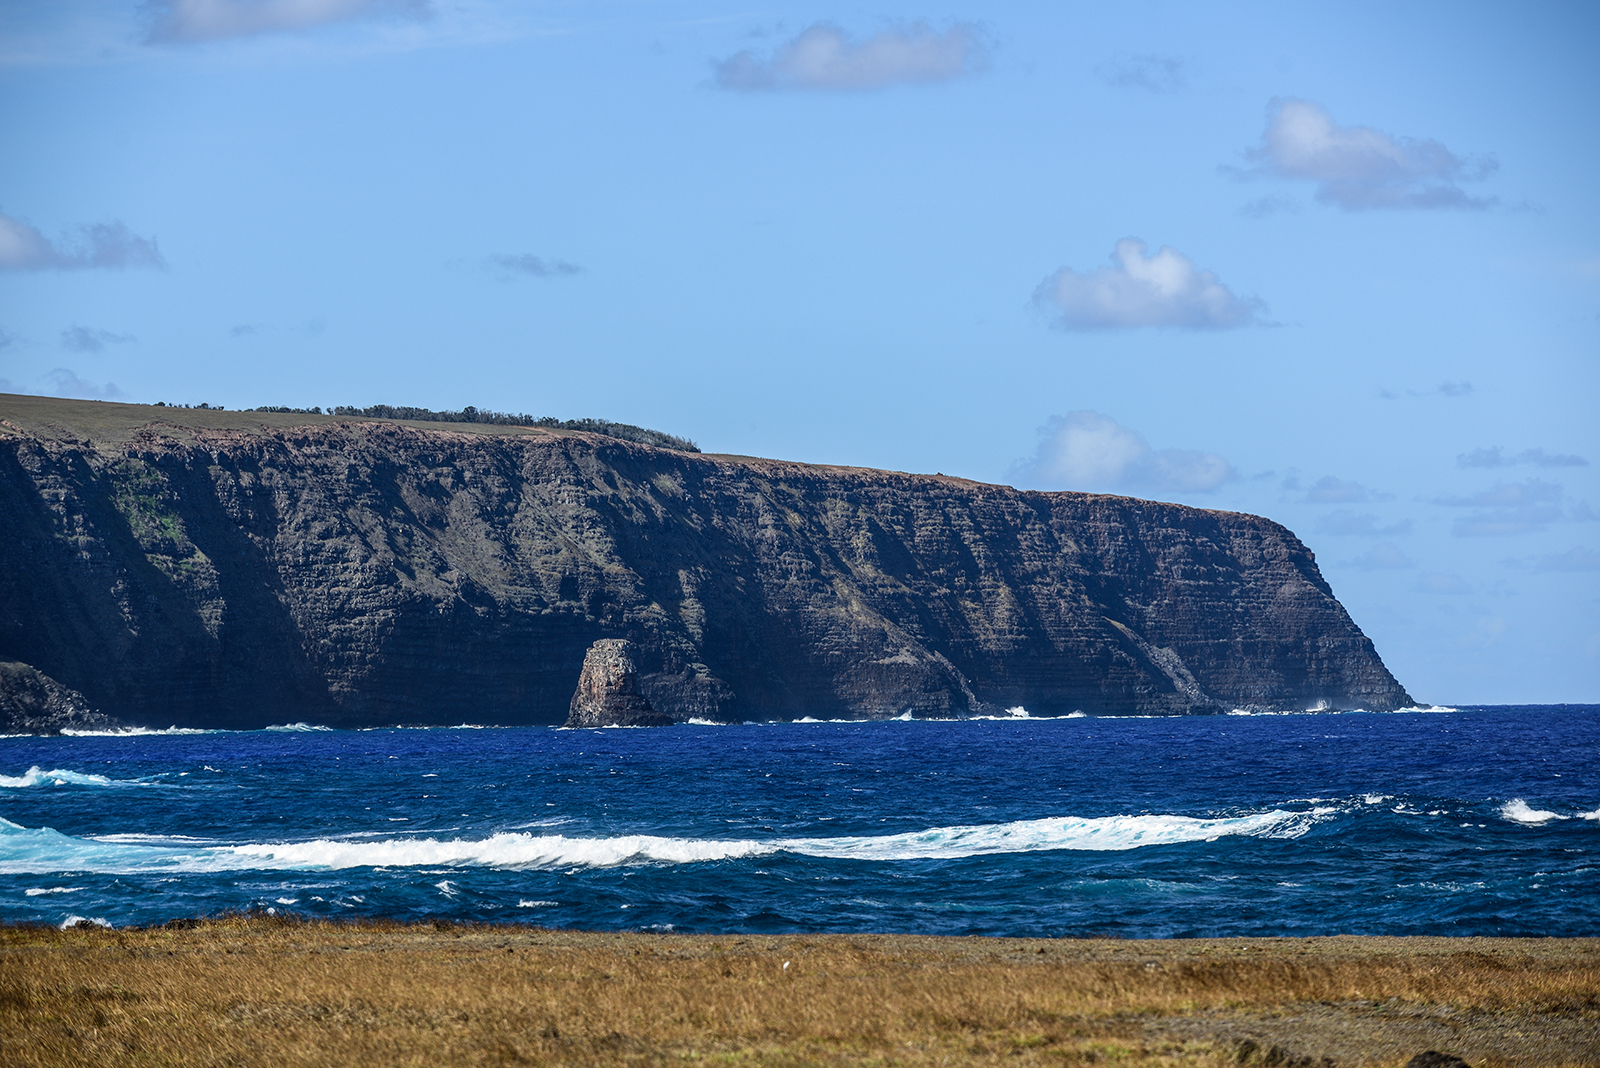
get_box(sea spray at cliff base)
[1,706,1596,937]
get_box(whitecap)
[0,806,1329,876]
[58,726,222,737]
[24,886,83,896]
[264,723,333,732]
[1500,799,1568,825]
[60,915,112,930]
[0,767,164,789]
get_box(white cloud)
[714,22,988,92]
[1095,54,1184,93]
[145,0,430,44]
[1008,411,1234,496]
[0,211,165,271]
[1032,238,1265,331]
[61,326,136,353]
[1236,99,1497,210]
[43,368,126,400]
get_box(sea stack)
[566,639,673,728]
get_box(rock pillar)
[565,639,673,727]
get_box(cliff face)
[0,398,1413,730]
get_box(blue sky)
[1,0,1596,703]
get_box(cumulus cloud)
[145,0,429,44]
[1033,238,1266,331]
[1233,98,1497,211]
[714,22,988,92]
[1303,476,1369,504]
[1008,411,1234,496]
[44,368,126,400]
[1342,543,1416,571]
[1458,446,1587,469]
[488,253,582,279]
[1095,54,1184,93]
[0,211,165,271]
[61,326,136,353]
[1434,479,1590,537]
[1315,511,1413,538]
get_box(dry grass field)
[2,917,1596,1068]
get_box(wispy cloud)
[1008,411,1233,496]
[44,367,126,400]
[1231,98,1497,211]
[1458,446,1588,469]
[61,325,136,353]
[1033,238,1266,331]
[1341,542,1416,570]
[1095,53,1184,93]
[0,211,165,271]
[1415,572,1472,595]
[1315,511,1413,538]
[1534,547,1600,572]
[145,0,430,44]
[1434,479,1591,536]
[714,22,988,92]
[1303,476,1369,504]
[487,253,582,279]
[1378,380,1474,400]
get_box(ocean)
[2,706,1596,937]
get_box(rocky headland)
[0,394,1413,732]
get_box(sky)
[0,0,1596,704]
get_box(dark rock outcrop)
[566,639,672,727]
[0,395,1415,731]
[0,661,125,735]
[1404,1054,1472,1068]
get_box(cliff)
[0,394,1413,731]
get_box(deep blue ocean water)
[2,706,1596,937]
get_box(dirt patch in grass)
[2,918,1595,1067]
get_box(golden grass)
[2,918,1597,1067]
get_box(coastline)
[3,918,1596,1067]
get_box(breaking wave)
[0,809,1324,876]
[0,767,166,789]
[1500,799,1570,825]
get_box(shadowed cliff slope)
[0,395,1412,730]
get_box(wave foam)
[0,766,160,789]
[0,808,1325,875]
[1500,799,1569,824]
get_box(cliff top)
[0,392,710,451]
[0,392,990,487]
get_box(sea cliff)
[0,394,1413,731]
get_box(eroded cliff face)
[0,401,1414,730]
